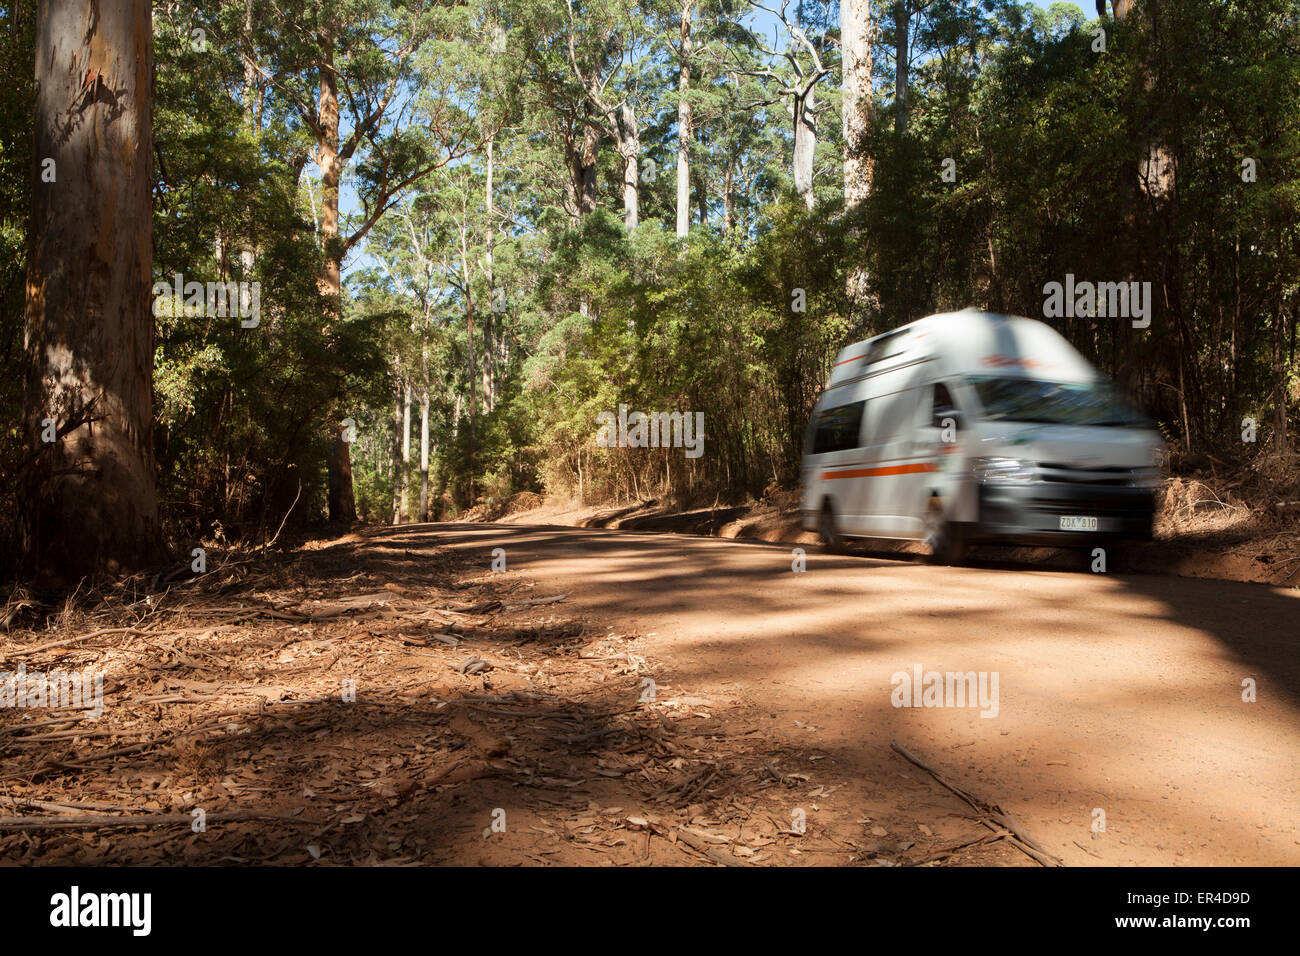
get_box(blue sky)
[339,0,1092,280]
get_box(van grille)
[1028,496,1152,519]
[1035,462,1134,486]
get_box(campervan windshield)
[967,376,1149,428]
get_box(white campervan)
[800,309,1162,563]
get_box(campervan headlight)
[971,457,1035,483]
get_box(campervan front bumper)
[968,481,1155,546]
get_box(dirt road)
[4,521,1295,867]
[433,522,1300,866]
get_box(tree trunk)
[675,1,694,238]
[22,0,161,579]
[571,119,599,216]
[460,223,478,504]
[316,34,342,308]
[1274,302,1289,453]
[842,0,873,210]
[792,85,817,210]
[240,0,258,317]
[893,1,909,136]
[722,161,733,235]
[315,28,356,522]
[695,156,707,224]
[397,383,412,523]
[419,389,430,521]
[326,424,356,523]
[842,0,874,316]
[391,392,403,524]
[617,102,640,231]
[484,136,497,412]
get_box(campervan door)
[803,325,936,538]
[852,354,932,537]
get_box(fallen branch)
[890,741,1063,867]
[504,594,569,608]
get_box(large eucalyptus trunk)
[842,0,874,210]
[327,425,356,522]
[567,119,599,219]
[241,0,257,287]
[22,0,161,579]
[483,137,498,413]
[315,28,356,522]
[792,85,818,209]
[616,102,640,231]
[842,0,874,316]
[675,1,694,237]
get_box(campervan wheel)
[818,503,845,554]
[923,496,967,566]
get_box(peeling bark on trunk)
[562,117,600,224]
[573,120,599,216]
[22,0,161,579]
[616,102,640,231]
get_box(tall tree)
[891,1,909,135]
[674,0,696,236]
[841,0,873,317]
[734,1,831,210]
[842,0,873,208]
[22,0,160,579]
[244,0,475,521]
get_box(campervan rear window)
[811,401,866,454]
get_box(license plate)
[1059,516,1098,531]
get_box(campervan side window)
[811,401,866,454]
[863,330,907,366]
[931,383,959,428]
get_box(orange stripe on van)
[834,352,867,367]
[821,462,937,479]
